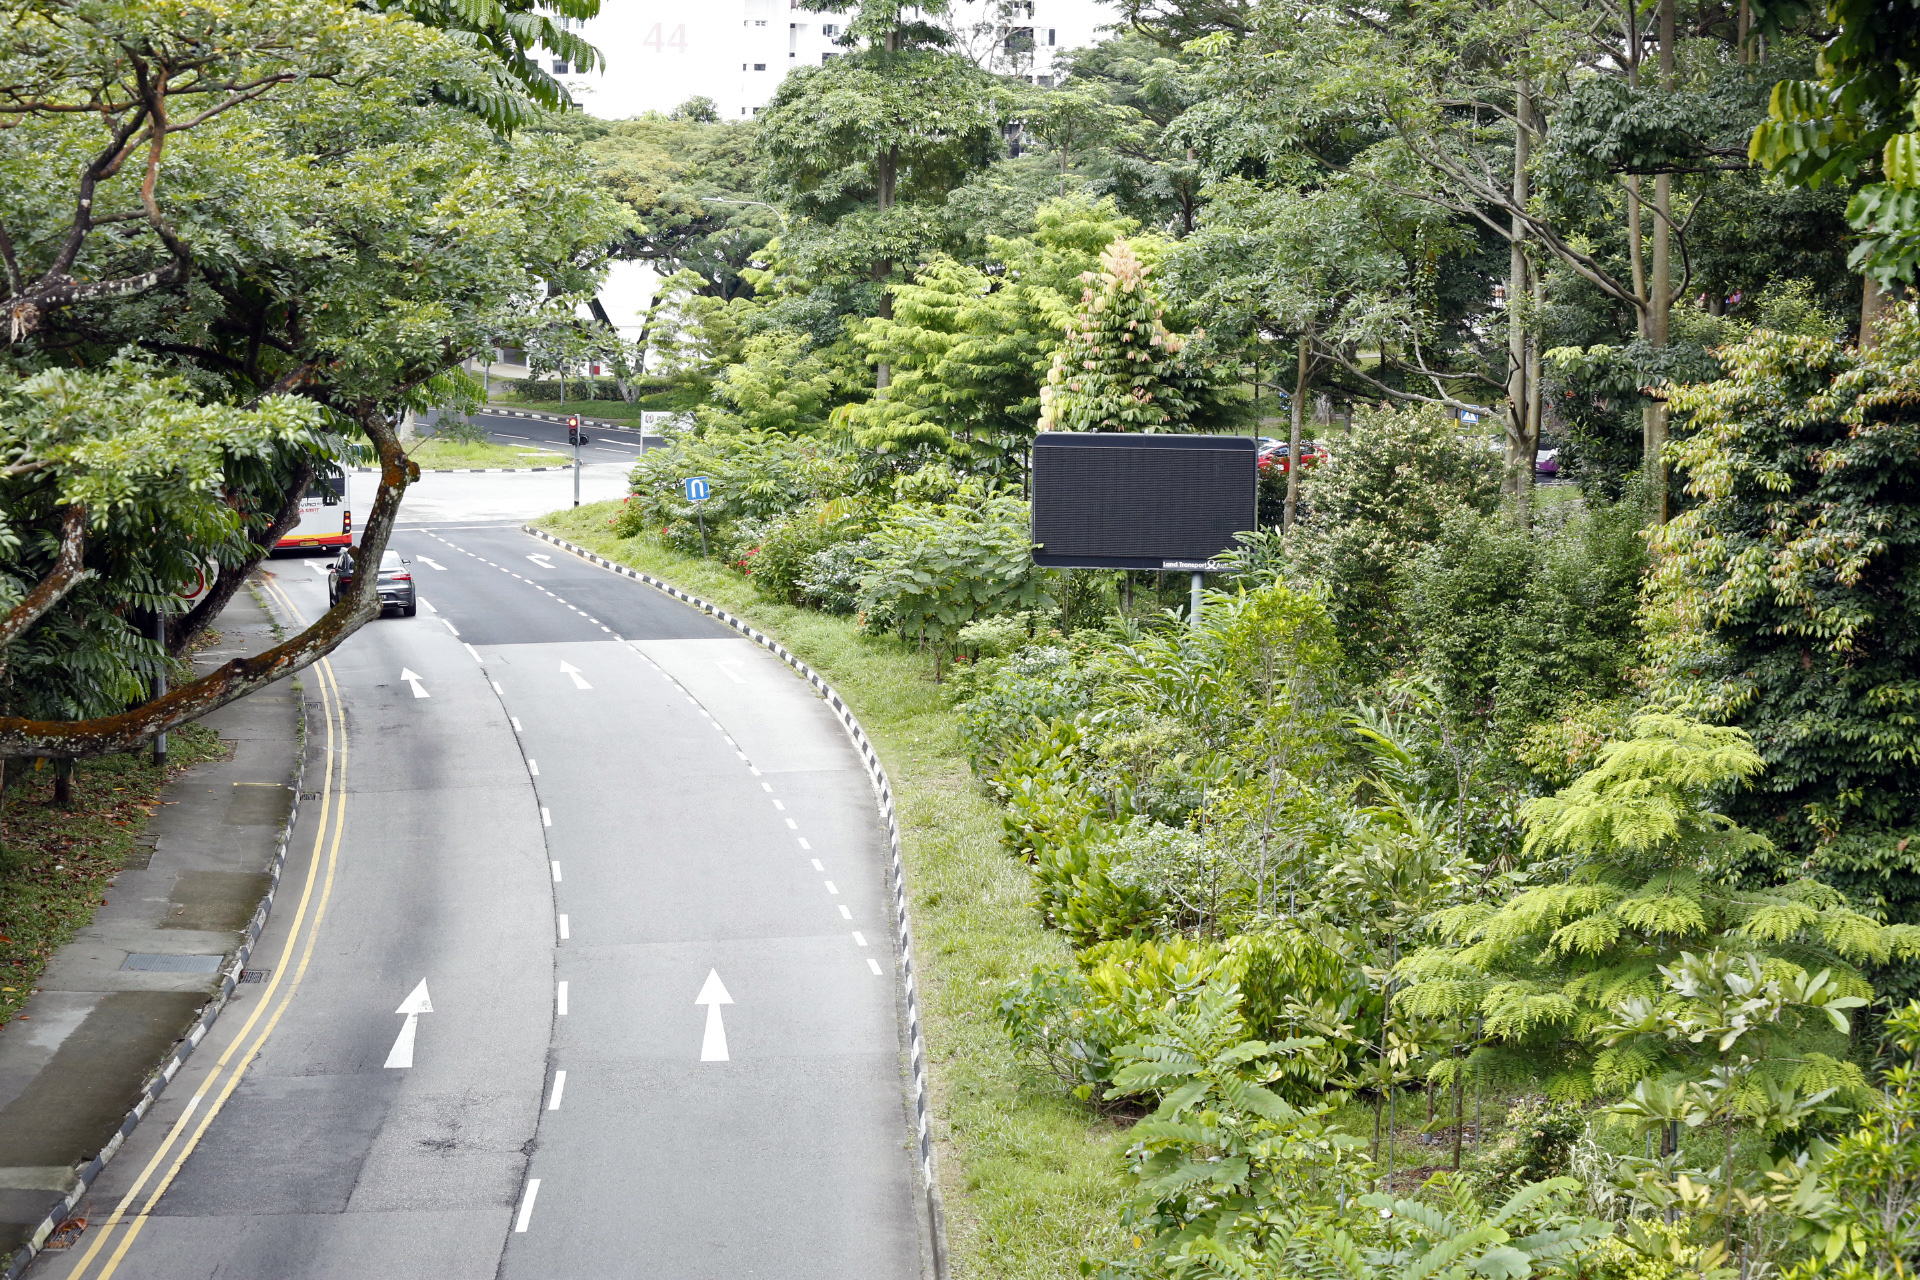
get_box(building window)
[753,62,766,70]
[1037,74,1053,86]
[821,22,837,34]
[552,59,569,73]
[1048,27,1056,44]
[822,51,837,62]
[742,62,748,70]
[753,19,767,25]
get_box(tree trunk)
[1284,338,1309,530]
[873,27,902,394]
[1861,275,1889,350]
[1502,75,1538,517]
[170,457,316,656]
[873,141,898,392]
[1644,0,1677,523]
[0,407,414,759]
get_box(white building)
[570,0,1114,122]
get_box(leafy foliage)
[857,493,1052,663]
[1037,238,1228,434]
[1749,0,1920,285]
[1400,714,1918,1105]
[1650,310,1920,914]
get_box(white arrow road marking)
[559,661,592,690]
[383,980,433,1069]
[400,668,429,699]
[696,969,733,1062]
[307,563,330,576]
[418,556,448,571]
[526,553,555,570]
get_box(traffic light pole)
[568,414,583,507]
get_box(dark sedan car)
[327,547,416,616]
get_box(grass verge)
[409,438,565,469]
[535,502,1128,1279]
[0,724,226,1026]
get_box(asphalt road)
[33,520,925,1279]
[457,409,665,467]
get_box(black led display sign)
[1030,432,1257,571]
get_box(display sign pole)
[1189,571,1204,630]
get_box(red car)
[1256,438,1327,474]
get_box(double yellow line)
[63,576,349,1279]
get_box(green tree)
[1749,0,1920,295]
[1037,238,1225,433]
[756,0,1001,379]
[0,0,623,757]
[1649,311,1920,923]
[857,492,1051,673]
[578,112,770,301]
[844,197,1138,471]
[1398,714,1917,1105]
[387,0,604,128]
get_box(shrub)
[508,375,630,401]
[951,641,1101,773]
[1468,1096,1592,1200]
[1396,494,1646,744]
[749,500,874,606]
[1104,818,1239,936]
[1282,404,1501,673]
[1000,935,1229,1101]
[618,429,851,555]
[856,493,1053,670]
[989,718,1157,945]
[795,536,875,616]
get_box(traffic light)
[567,415,581,446]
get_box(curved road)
[33,522,927,1279]
[459,410,662,467]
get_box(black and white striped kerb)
[4,591,310,1280]
[523,526,951,1280]
[352,466,566,475]
[479,407,641,433]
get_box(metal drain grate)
[120,953,223,973]
[238,968,271,983]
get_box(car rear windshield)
[379,550,403,570]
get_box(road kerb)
[2,582,308,1280]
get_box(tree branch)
[0,414,415,758]
[0,504,91,656]
[169,457,315,654]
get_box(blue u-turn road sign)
[683,476,711,502]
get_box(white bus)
[274,465,351,552]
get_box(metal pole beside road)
[569,414,582,508]
[152,612,168,765]
[1189,571,1204,630]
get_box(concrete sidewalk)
[0,585,304,1275]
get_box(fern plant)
[1398,714,1920,1105]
